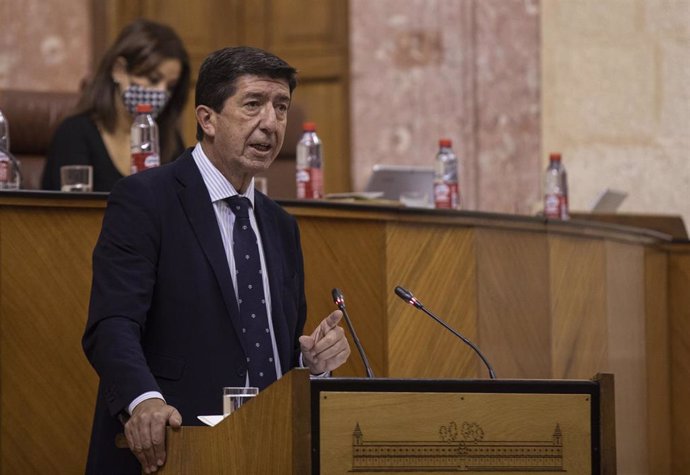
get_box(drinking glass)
[60,165,93,192]
[222,387,259,416]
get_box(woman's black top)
[42,114,183,192]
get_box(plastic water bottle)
[543,152,569,220]
[130,103,160,174]
[296,122,323,199]
[0,108,9,152]
[433,138,460,209]
[0,108,21,190]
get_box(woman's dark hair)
[76,19,191,163]
[195,46,298,140]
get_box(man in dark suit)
[82,46,350,474]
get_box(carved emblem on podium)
[351,421,565,472]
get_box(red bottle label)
[544,193,567,219]
[434,182,459,209]
[131,152,160,174]
[296,167,323,199]
[0,161,8,182]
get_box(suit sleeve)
[82,176,162,416]
[292,217,308,367]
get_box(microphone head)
[394,286,423,308]
[394,286,413,302]
[331,288,345,308]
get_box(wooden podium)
[158,370,615,474]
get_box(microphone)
[332,288,375,378]
[394,286,496,379]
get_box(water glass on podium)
[223,387,258,416]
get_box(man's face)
[202,74,291,184]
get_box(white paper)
[325,191,384,200]
[197,415,227,427]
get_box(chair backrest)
[0,89,79,189]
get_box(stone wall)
[0,0,90,92]
[542,0,690,227]
[349,0,541,213]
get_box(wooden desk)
[0,192,686,474]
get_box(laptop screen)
[590,189,627,213]
[364,164,435,204]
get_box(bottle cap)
[439,138,452,148]
[549,152,562,161]
[136,103,153,113]
[303,122,317,132]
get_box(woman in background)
[42,19,190,191]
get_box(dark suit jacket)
[82,149,307,474]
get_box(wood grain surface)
[475,228,551,379]
[0,203,102,473]
[298,217,388,378]
[605,241,647,474]
[644,249,671,474]
[668,244,690,474]
[386,223,478,378]
[160,369,310,474]
[549,236,608,379]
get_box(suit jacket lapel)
[173,153,249,356]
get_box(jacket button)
[237,369,246,377]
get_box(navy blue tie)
[227,196,276,390]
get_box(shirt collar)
[191,143,255,207]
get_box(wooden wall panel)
[0,204,101,473]
[668,245,690,474]
[297,217,387,378]
[269,0,347,57]
[140,0,243,146]
[475,229,551,379]
[606,242,647,475]
[549,236,607,378]
[644,249,671,475]
[385,224,478,378]
[287,80,349,195]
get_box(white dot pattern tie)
[227,196,276,390]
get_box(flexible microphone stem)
[332,288,375,378]
[394,286,496,379]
